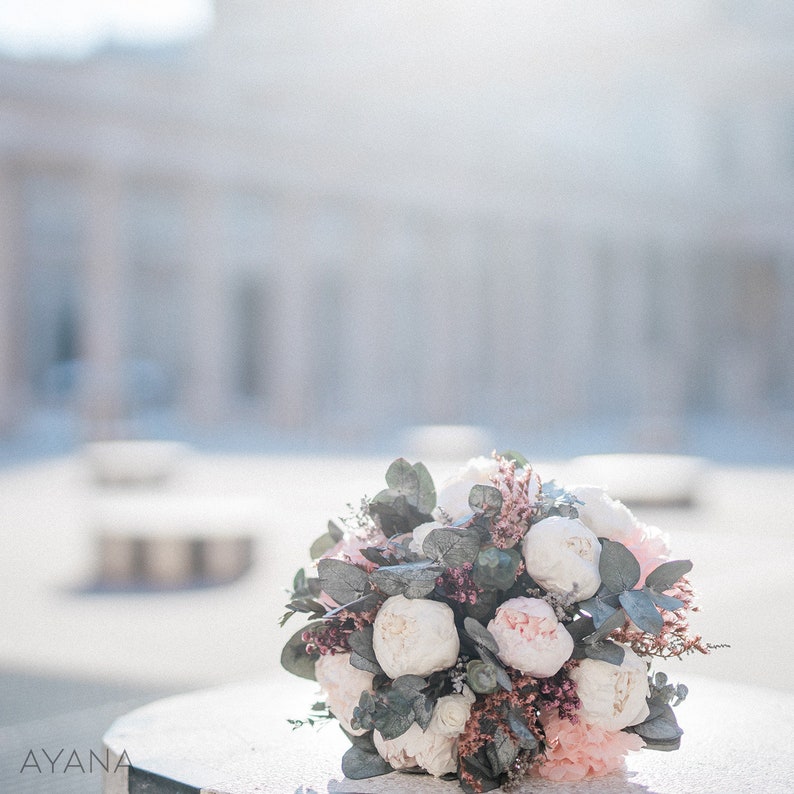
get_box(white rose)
[372,595,460,679]
[373,688,474,776]
[314,652,374,735]
[487,597,573,677]
[408,521,445,556]
[522,516,601,601]
[432,456,499,523]
[569,484,637,543]
[430,686,476,737]
[569,644,651,731]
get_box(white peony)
[487,597,573,677]
[522,516,602,601]
[314,652,374,736]
[373,687,475,776]
[569,644,651,731]
[568,484,637,543]
[432,456,499,523]
[372,595,460,679]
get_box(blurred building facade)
[0,1,793,444]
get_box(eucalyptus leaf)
[584,640,625,666]
[468,484,504,516]
[370,561,439,598]
[280,621,322,680]
[309,532,337,560]
[619,589,664,635]
[372,690,415,740]
[579,595,619,629]
[350,650,384,676]
[645,559,693,592]
[328,520,344,542]
[341,744,392,779]
[385,458,421,502]
[323,592,381,617]
[473,547,521,591]
[318,558,370,605]
[583,606,626,644]
[412,461,437,514]
[423,527,481,567]
[630,703,683,743]
[485,728,519,777]
[464,616,500,654]
[599,539,641,593]
[644,586,685,612]
[507,709,538,750]
[477,645,512,691]
[566,616,596,643]
[348,625,377,664]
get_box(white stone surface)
[102,673,794,794]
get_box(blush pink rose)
[487,597,573,677]
[533,703,644,781]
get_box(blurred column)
[185,184,229,426]
[0,167,22,432]
[267,193,313,429]
[342,200,386,435]
[80,167,125,440]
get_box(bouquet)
[280,452,709,792]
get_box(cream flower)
[568,485,637,544]
[373,687,474,776]
[430,686,476,737]
[487,597,573,677]
[432,456,499,523]
[372,595,460,679]
[522,516,601,601]
[314,652,375,736]
[569,645,650,731]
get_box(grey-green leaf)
[385,458,420,502]
[645,559,693,592]
[370,561,439,598]
[318,558,369,605]
[412,462,437,514]
[579,595,619,629]
[507,709,538,750]
[468,484,504,516]
[498,450,529,469]
[350,650,384,675]
[599,539,641,593]
[328,520,344,542]
[372,690,415,740]
[341,744,392,779]
[464,616,500,654]
[644,586,685,612]
[485,728,519,777]
[423,527,481,567]
[619,589,664,635]
[584,640,625,666]
[309,532,337,560]
[280,621,322,680]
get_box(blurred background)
[0,0,792,462]
[1,1,794,792]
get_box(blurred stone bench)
[101,674,794,793]
[568,453,708,506]
[84,441,189,487]
[93,495,260,588]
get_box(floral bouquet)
[280,453,709,792]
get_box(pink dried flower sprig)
[488,454,541,549]
[435,562,482,604]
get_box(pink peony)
[487,597,573,677]
[619,521,671,583]
[533,703,644,781]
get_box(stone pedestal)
[101,674,794,793]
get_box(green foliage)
[423,527,481,567]
[468,484,503,517]
[280,622,322,681]
[466,660,499,694]
[369,458,436,536]
[341,742,392,779]
[498,449,529,468]
[599,539,641,593]
[370,560,440,598]
[538,480,582,519]
[473,547,521,591]
[317,558,370,605]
